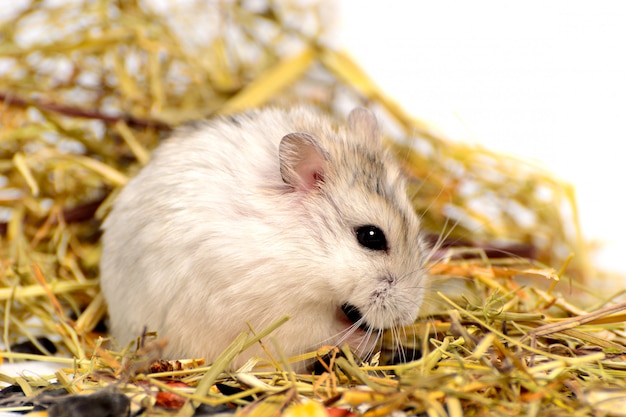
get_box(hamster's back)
[100,107,336,352]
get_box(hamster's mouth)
[341,303,372,331]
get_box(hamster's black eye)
[355,225,387,251]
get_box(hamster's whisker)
[358,329,373,357]
[332,324,359,345]
[392,325,402,361]
[410,169,446,222]
[404,324,419,363]
[330,318,377,354]
[422,215,464,265]
[396,265,431,287]
[396,328,408,364]
[363,328,382,360]
[368,329,385,357]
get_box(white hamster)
[100,106,429,370]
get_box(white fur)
[100,107,429,371]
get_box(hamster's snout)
[341,269,426,332]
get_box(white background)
[338,0,626,279]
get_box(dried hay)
[0,1,624,416]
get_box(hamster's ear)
[279,132,328,192]
[348,107,382,149]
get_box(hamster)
[99,106,429,371]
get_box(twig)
[0,91,171,130]
[522,301,626,340]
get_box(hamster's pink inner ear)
[279,132,328,192]
[348,107,382,148]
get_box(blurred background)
[2,0,624,278]
[339,0,626,278]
